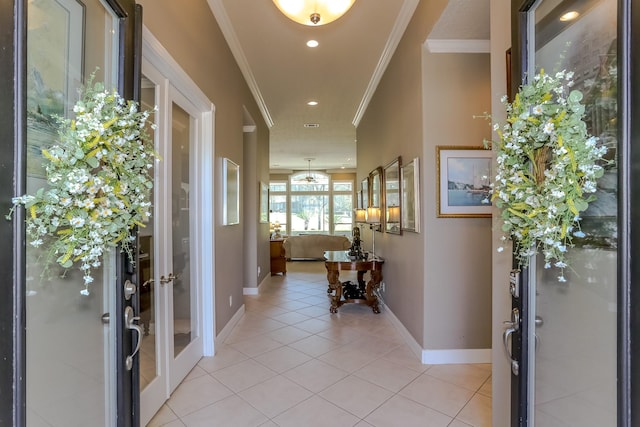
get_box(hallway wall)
[138,0,270,335]
[357,0,492,352]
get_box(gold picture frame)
[436,146,492,218]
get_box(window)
[269,181,287,232]
[333,181,353,234]
[269,173,354,237]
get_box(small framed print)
[436,146,492,218]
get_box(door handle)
[124,306,143,371]
[502,308,520,376]
[160,273,177,285]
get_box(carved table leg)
[366,269,383,314]
[326,268,342,313]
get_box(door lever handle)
[160,273,177,285]
[502,308,520,376]
[503,327,520,376]
[124,306,143,371]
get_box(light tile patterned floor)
[148,261,491,427]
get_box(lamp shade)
[387,206,400,223]
[366,207,381,224]
[272,0,356,26]
[354,208,366,223]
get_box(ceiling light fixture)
[272,0,356,26]
[306,40,319,47]
[307,100,318,106]
[560,11,579,21]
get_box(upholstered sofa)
[283,234,351,260]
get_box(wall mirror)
[401,157,420,232]
[223,157,240,225]
[384,157,401,234]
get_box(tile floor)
[148,261,492,427]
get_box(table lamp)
[366,207,381,257]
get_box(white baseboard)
[422,348,492,365]
[243,274,269,295]
[382,300,491,365]
[215,304,245,346]
[381,300,424,361]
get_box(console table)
[324,250,384,314]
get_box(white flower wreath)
[490,69,610,281]
[9,77,157,291]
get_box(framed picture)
[369,166,383,208]
[259,181,269,223]
[361,177,369,209]
[222,157,240,225]
[436,146,492,218]
[383,157,401,234]
[401,157,420,232]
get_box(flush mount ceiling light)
[306,39,319,47]
[272,0,356,26]
[560,10,580,21]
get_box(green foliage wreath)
[491,69,609,281]
[9,78,157,291]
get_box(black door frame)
[0,0,143,425]
[510,0,638,425]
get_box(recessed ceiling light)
[304,123,320,128]
[307,101,318,106]
[306,40,319,48]
[560,11,579,21]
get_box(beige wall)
[357,0,492,351]
[422,52,493,349]
[138,0,270,334]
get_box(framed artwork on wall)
[401,157,420,232]
[361,177,369,208]
[222,157,240,225]
[259,181,269,223]
[436,146,492,218]
[369,166,383,208]
[383,157,401,234]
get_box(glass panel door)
[528,1,618,425]
[171,101,194,357]
[25,0,123,425]
[139,66,204,424]
[167,91,202,390]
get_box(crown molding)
[424,39,491,53]
[352,0,420,127]
[207,0,274,128]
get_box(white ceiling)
[208,0,490,172]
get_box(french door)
[138,51,212,426]
[507,0,639,425]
